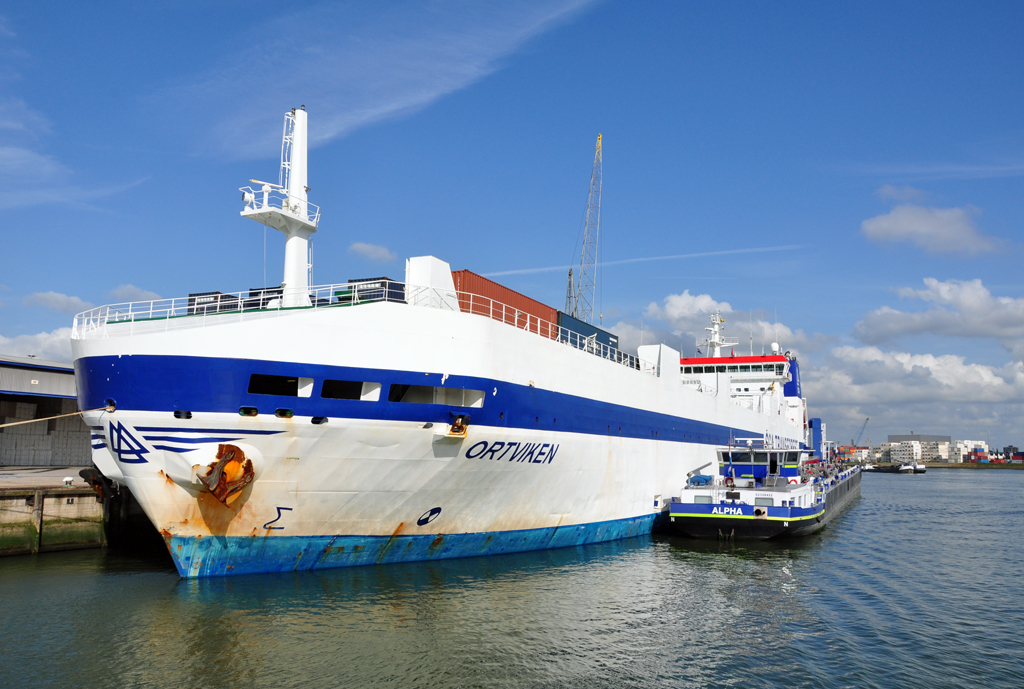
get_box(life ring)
[724,476,735,487]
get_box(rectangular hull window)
[388,384,486,408]
[248,374,308,396]
[321,380,382,401]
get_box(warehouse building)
[0,354,91,466]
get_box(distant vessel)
[72,108,819,577]
[666,447,861,539]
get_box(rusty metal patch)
[197,444,255,505]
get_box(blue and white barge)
[667,447,862,539]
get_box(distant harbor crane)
[565,133,602,324]
[853,417,870,446]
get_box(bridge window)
[248,374,313,397]
[683,366,692,374]
[751,365,763,372]
[776,364,786,373]
[716,365,726,373]
[739,365,750,372]
[692,366,704,373]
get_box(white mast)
[240,107,320,308]
[700,311,739,358]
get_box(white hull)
[74,294,805,576]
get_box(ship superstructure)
[72,110,813,577]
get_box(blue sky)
[1,1,1023,447]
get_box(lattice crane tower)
[565,134,602,324]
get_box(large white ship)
[72,109,811,577]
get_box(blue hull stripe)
[166,513,657,578]
[140,435,246,443]
[75,355,783,447]
[135,427,284,435]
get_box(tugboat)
[666,441,862,539]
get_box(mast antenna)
[240,107,320,308]
[565,134,602,323]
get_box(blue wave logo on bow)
[109,421,150,464]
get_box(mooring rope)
[0,406,113,430]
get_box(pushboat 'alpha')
[72,109,834,577]
[666,447,861,539]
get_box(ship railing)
[240,185,321,226]
[72,280,645,372]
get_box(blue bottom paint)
[165,513,658,578]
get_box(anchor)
[197,444,255,505]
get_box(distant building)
[952,440,988,463]
[887,434,952,462]
[890,441,922,464]
[0,354,91,467]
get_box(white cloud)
[348,242,397,262]
[108,284,162,303]
[154,1,594,159]
[645,290,732,323]
[640,290,831,357]
[861,204,995,253]
[0,327,73,362]
[874,185,928,202]
[22,291,94,314]
[854,278,1024,361]
[604,320,679,356]
[804,344,1024,443]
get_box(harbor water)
[1,470,1021,688]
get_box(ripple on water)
[1,470,1023,688]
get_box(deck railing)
[72,280,644,372]
[240,185,321,226]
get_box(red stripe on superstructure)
[679,355,788,365]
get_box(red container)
[451,269,558,338]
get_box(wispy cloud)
[484,245,803,277]
[874,185,928,202]
[348,242,397,262]
[154,1,595,159]
[22,291,94,314]
[852,162,1024,180]
[0,36,139,210]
